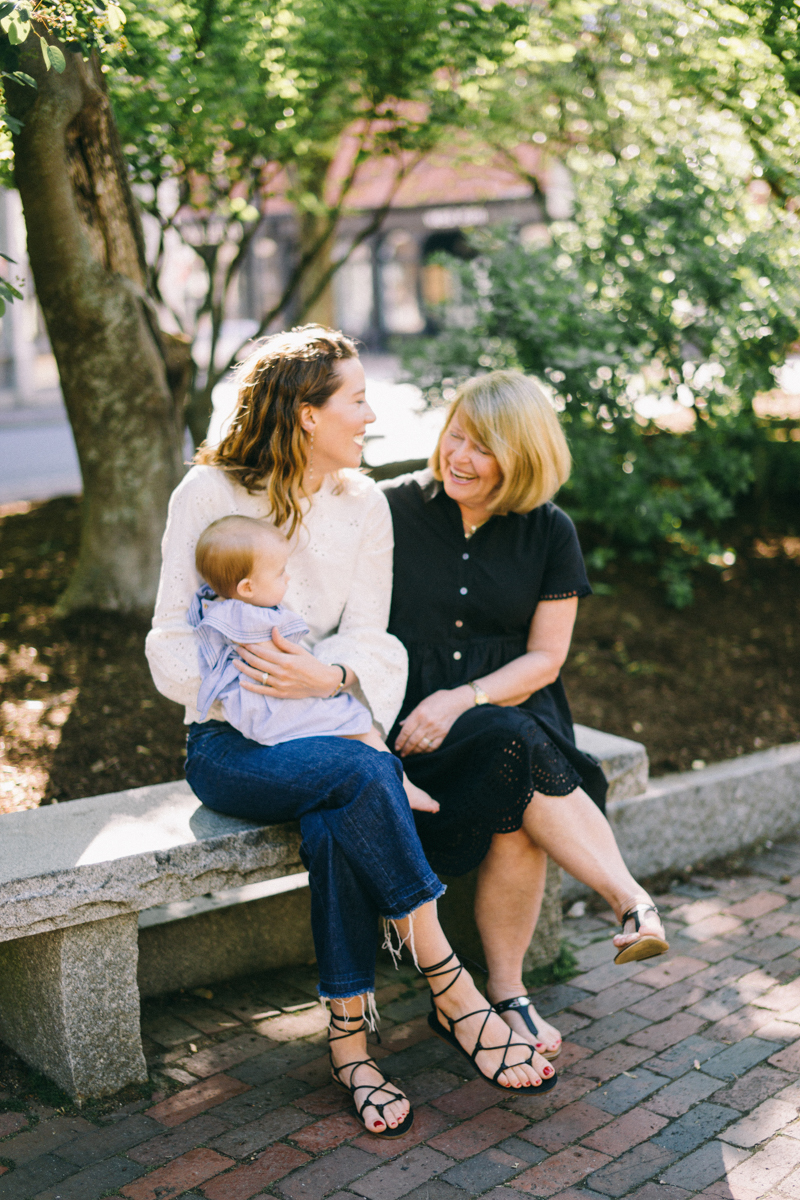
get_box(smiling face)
[302,357,375,478]
[439,411,503,513]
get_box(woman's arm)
[145,469,238,711]
[394,597,578,757]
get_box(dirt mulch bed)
[0,495,798,814]
[564,551,800,774]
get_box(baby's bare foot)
[404,778,440,813]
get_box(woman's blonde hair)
[195,325,358,536]
[430,370,571,514]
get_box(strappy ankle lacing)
[420,951,558,1093]
[328,1015,413,1138]
[614,901,670,965]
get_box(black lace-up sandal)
[421,951,558,1093]
[329,1015,414,1139]
[492,996,562,1061]
[614,902,670,965]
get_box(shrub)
[402,152,800,605]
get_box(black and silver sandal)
[493,996,562,1061]
[329,1016,414,1139]
[614,902,670,965]
[421,951,558,1093]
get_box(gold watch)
[469,680,491,706]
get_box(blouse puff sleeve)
[309,480,408,738]
[145,466,237,719]
[145,466,408,737]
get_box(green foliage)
[402,147,800,606]
[0,249,22,312]
[451,0,800,209]
[109,0,525,425]
[523,940,579,990]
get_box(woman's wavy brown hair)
[195,325,359,536]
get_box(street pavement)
[0,410,81,506]
[2,836,800,1199]
[0,357,443,506]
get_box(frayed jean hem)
[317,983,376,1001]
[381,880,446,921]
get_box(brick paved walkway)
[2,837,800,1200]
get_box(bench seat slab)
[0,912,147,1101]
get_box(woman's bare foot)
[485,983,562,1059]
[329,1022,410,1134]
[404,778,440,813]
[430,962,555,1089]
[612,895,669,964]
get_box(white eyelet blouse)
[144,464,408,737]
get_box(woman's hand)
[394,686,474,757]
[236,628,343,699]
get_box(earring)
[308,427,314,484]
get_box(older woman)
[383,370,668,1060]
[146,331,556,1139]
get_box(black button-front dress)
[382,469,608,877]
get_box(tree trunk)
[297,211,336,329]
[6,37,186,617]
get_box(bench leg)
[0,913,148,1102]
[523,856,563,971]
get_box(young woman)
[383,370,669,1061]
[146,330,556,1139]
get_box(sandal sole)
[427,1010,558,1093]
[614,936,670,965]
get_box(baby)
[189,515,438,813]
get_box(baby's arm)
[345,726,440,813]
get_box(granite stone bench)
[0,725,645,1102]
[0,789,305,1102]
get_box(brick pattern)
[142,1073,250,1129]
[4,842,800,1200]
[119,1147,235,1198]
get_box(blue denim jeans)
[185,721,445,998]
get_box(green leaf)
[0,252,16,263]
[1,10,31,45]
[1,111,22,134]
[106,4,126,32]
[45,42,66,72]
[9,70,35,86]
[0,3,15,18]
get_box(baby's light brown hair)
[195,515,287,599]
